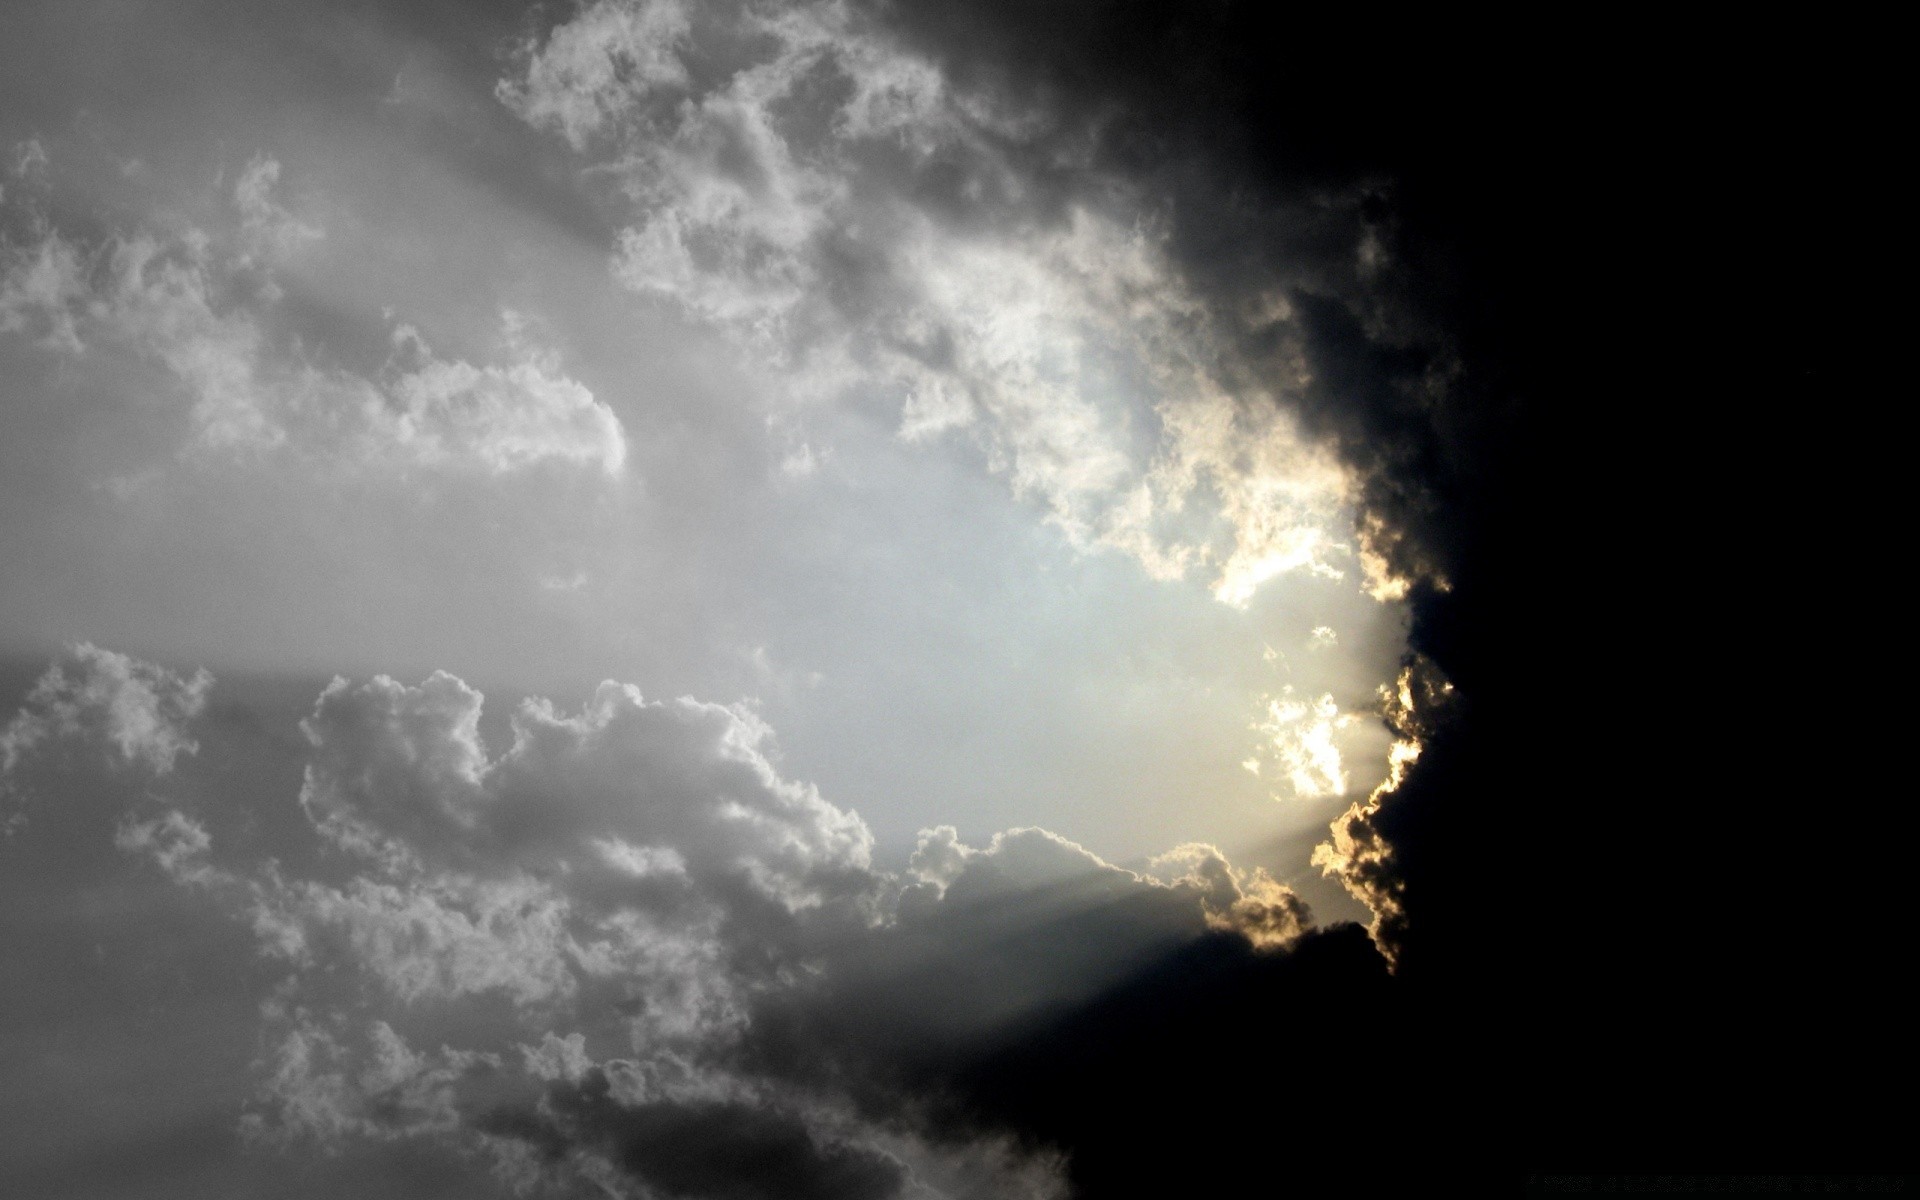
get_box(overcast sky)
[2,2,1899,1196]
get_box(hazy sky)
[11,2,1884,1196]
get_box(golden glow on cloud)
[1146,842,1311,950]
[1248,688,1354,799]
[1311,659,1453,966]
[1358,542,1412,603]
[504,0,1366,613]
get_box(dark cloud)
[858,0,1530,597]
[489,1074,908,1200]
[743,920,1415,1196]
[850,0,1905,1177]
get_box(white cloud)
[260,874,579,1008]
[496,0,692,150]
[0,155,627,480]
[114,808,219,886]
[233,154,322,261]
[1249,689,1353,799]
[382,341,627,477]
[243,1017,497,1150]
[503,0,1356,606]
[0,642,211,779]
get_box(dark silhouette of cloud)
[485,1075,908,1200]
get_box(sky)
[1,2,1904,1197]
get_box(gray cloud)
[492,0,1459,960]
[0,153,626,480]
[7,647,1323,1196]
[1,641,211,793]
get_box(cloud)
[487,1076,911,1200]
[18,649,1335,1196]
[296,672,878,911]
[793,3,1573,1009]
[1312,658,1452,964]
[1247,688,1353,800]
[508,12,1572,1131]
[233,154,323,260]
[495,0,692,150]
[381,325,628,477]
[259,874,580,1008]
[501,0,1356,605]
[0,155,626,479]
[0,641,211,781]
[114,808,219,886]
[1148,842,1311,950]
[243,1017,494,1150]
[0,213,84,354]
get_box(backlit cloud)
[1312,658,1452,962]
[16,648,1320,1196]
[502,0,1355,605]
[0,0,1646,1187]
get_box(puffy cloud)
[502,0,1356,605]
[114,808,219,886]
[1247,688,1353,800]
[298,672,877,915]
[257,874,579,1008]
[0,641,211,780]
[243,1017,495,1150]
[381,343,626,477]
[0,155,626,479]
[1149,843,1311,950]
[17,650,1328,1196]
[296,671,493,870]
[756,2,1570,1015]
[496,0,692,150]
